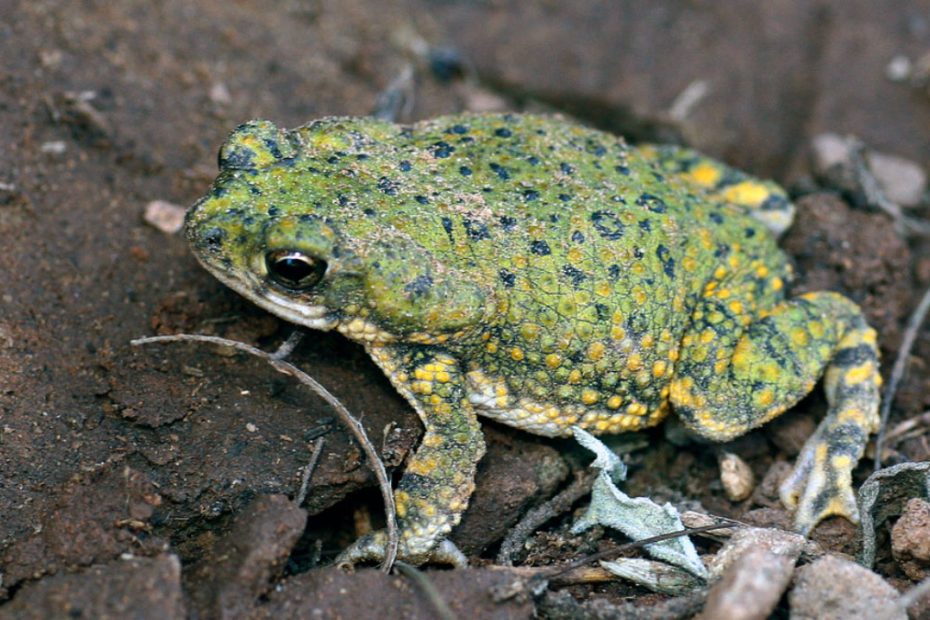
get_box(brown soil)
[3,1,930,618]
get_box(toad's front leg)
[337,345,485,567]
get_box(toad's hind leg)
[640,143,795,237]
[670,291,880,534]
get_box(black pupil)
[267,252,325,289]
[276,257,314,281]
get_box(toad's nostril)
[202,227,226,249]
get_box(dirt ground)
[3,1,930,618]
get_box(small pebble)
[38,48,64,69]
[40,141,67,155]
[210,82,232,106]
[719,451,755,501]
[463,86,511,113]
[144,200,186,234]
[886,54,913,82]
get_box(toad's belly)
[465,369,671,437]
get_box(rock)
[811,133,852,175]
[751,460,794,509]
[452,427,568,556]
[696,526,810,620]
[789,555,904,620]
[810,133,927,207]
[892,497,930,580]
[867,151,927,208]
[707,527,805,579]
[699,548,796,620]
[185,494,307,619]
[765,412,817,458]
[0,555,184,620]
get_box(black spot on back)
[562,265,587,287]
[377,176,399,196]
[656,244,675,278]
[430,141,454,158]
[499,269,516,288]
[591,211,625,240]
[637,193,667,213]
[530,240,551,255]
[463,218,491,241]
[489,162,511,180]
[500,216,517,231]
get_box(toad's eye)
[265,250,327,290]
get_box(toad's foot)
[779,426,861,535]
[335,531,467,569]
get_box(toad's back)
[300,114,792,436]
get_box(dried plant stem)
[296,437,325,507]
[496,469,597,566]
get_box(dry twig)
[296,437,325,507]
[496,469,597,566]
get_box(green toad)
[186,113,881,565]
